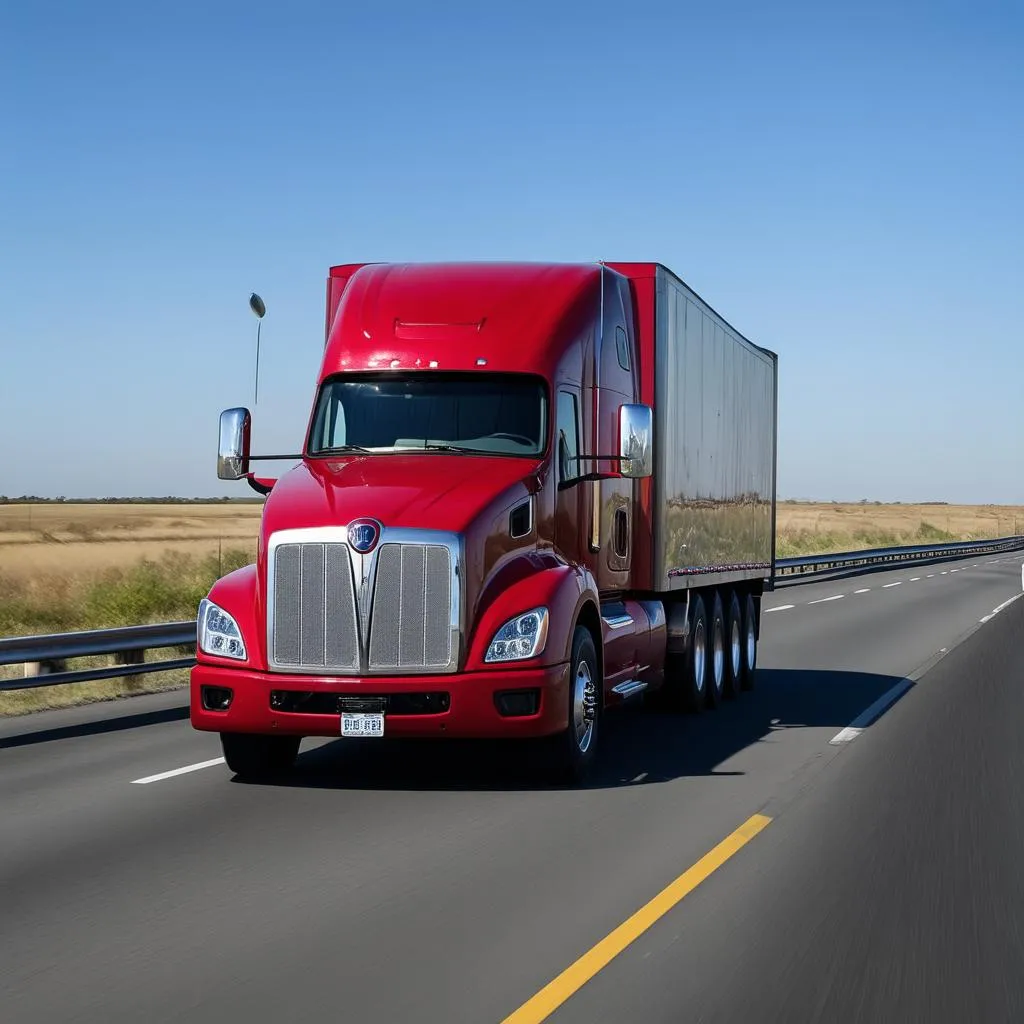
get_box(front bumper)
[189,661,571,739]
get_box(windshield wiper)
[418,443,475,454]
[315,444,373,455]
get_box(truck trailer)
[191,261,778,782]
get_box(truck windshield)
[307,373,548,458]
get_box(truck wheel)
[221,733,301,780]
[725,589,744,699]
[705,591,725,710]
[683,594,709,713]
[542,626,600,784]
[740,592,758,690]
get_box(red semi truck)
[191,261,778,782]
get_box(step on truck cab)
[191,261,778,782]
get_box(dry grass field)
[2,499,1021,582]
[775,501,1024,557]
[1,499,1022,715]
[0,502,263,578]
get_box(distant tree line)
[779,498,950,506]
[1,495,956,506]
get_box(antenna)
[249,292,266,405]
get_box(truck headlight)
[198,598,247,661]
[485,607,549,663]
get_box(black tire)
[683,594,709,713]
[705,590,725,710]
[725,589,744,699]
[740,591,759,691]
[542,626,600,784]
[221,733,300,780]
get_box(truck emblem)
[348,518,381,554]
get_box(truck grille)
[268,535,456,675]
[271,542,360,672]
[368,544,453,671]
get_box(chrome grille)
[271,541,359,672]
[368,543,453,671]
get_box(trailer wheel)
[221,733,300,780]
[741,592,758,690]
[683,594,709,713]
[705,591,725,710]
[542,626,600,784]
[725,589,744,699]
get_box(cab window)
[557,390,580,484]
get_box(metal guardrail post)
[22,658,66,680]
[114,648,146,691]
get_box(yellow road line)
[501,812,772,1024]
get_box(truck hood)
[260,455,543,540]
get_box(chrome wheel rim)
[713,618,724,691]
[573,661,596,753]
[731,617,742,679]
[693,620,706,692]
[746,614,756,670]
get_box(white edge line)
[131,757,226,785]
[829,678,914,744]
[829,726,863,744]
[808,594,844,605]
[979,592,1024,624]
[764,604,795,613]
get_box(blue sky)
[1,0,1021,502]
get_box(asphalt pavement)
[1,551,1022,1023]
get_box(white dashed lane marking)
[131,758,225,785]
[767,556,1020,625]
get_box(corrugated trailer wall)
[653,266,777,591]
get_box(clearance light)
[485,608,549,663]
[198,598,247,661]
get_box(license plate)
[341,712,385,738]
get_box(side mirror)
[619,403,653,479]
[218,407,252,480]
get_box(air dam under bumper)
[189,662,571,739]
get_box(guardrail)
[2,536,1022,692]
[0,621,195,692]
[773,534,1024,581]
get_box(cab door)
[553,385,587,566]
[592,268,638,591]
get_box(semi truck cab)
[191,261,777,783]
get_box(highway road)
[1,551,1023,1023]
